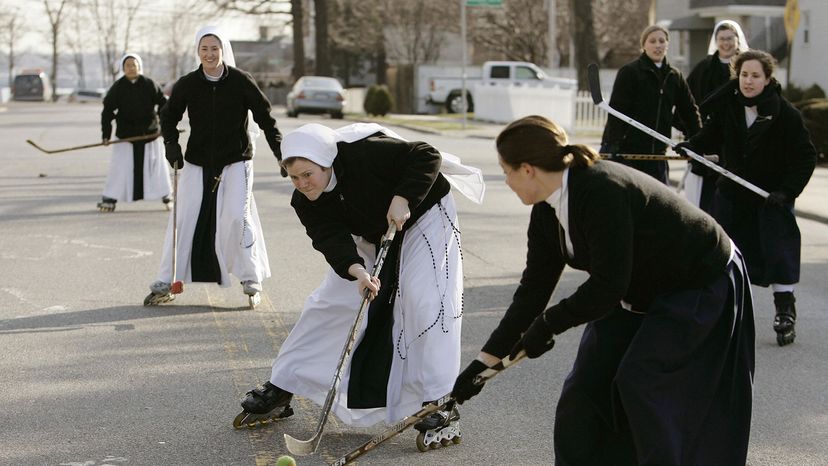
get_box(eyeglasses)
[716,36,737,43]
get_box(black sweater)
[101,75,166,140]
[160,65,281,169]
[291,134,451,280]
[601,53,701,154]
[687,80,816,204]
[482,161,731,358]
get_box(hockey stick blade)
[587,63,603,104]
[284,224,398,457]
[329,351,527,465]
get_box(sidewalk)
[346,112,828,225]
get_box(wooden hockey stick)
[587,63,768,198]
[329,351,527,466]
[284,223,398,456]
[26,130,181,154]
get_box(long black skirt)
[554,251,755,466]
[712,189,800,286]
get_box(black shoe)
[773,292,797,346]
[241,382,292,414]
[414,403,459,433]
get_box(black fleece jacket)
[291,134,451,280]
[482,161,731,358]
[601,53,701,155]
[101,75,166,140]
[160,65,282,169]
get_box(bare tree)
[328,0,384,84]
[88,0,144,84]
[313,0,330,76]
[64,1,89,88]
[209,0,303,79]
[43,0,69,98]
[570,0,600,90]
[0,8,27,88]
[469,0,549,65]
[593,0,650,67]
[381,0,457,66]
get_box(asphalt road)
[1,102,826,466]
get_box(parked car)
[421,61,576,113]
[286,76,345,119]
[12,70,53,102]
[67,89,105,103]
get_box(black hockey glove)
[766,190,790,208]
[673,141,692,158]
[599,142,620,160]
[510,312,555,360]
[165,142,184,169]
[451,360,490,404]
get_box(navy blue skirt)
[712,189,800,286]
[553,252,755,466]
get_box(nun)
[98,53,171,212]
[453,115,755,465]
[145,26,282,304]
[683,20,749,212]
[237,123,484,447]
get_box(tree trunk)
[570,0,599,90]
[314,0,330,76]
[291,0,305,80]
[375,40,387,85]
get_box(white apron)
[270,194,463,426]
[102,138,171,202]
[155,159,270,286]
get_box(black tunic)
[687,79,816,285]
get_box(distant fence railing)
[574,90,607,133]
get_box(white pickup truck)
[424,61,576,113]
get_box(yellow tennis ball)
[276,455,297,466]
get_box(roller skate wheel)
[416,432,429,452]
[232,412,247,429]
[440,438,451,447]
[452,435,462,445]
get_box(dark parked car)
[286,76,345,119]
[12,71,53,102]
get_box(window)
[803,11,810,45]
[515,66,539,80]
[489,66,510,79]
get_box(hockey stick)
[170,161,184,295]
[330,350,527,466]
[284,223,399,456]
[599,153,719,162]
[26,132,163,154]
[587,63,768,198]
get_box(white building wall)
[790,0,828,92]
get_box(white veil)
[193,25,262,147]
[117,53,143,78]
[706,20,750,55]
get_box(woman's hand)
[348,264,380,301]
[386,195,411,231]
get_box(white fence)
[574,90,607,133]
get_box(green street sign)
[466,0,502,6]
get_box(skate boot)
[233,381,294,429]
[97,197,116,212]
[143,280,175,306]
[162,196,173,211]
[413,403,461,452]
[773,291,797,346]
[242,280,262,309]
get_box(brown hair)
[496,115,599,172]
[714,22,738,39]
[732,49,776,79]
[640,25,669,48]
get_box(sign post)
[784,0,800,87]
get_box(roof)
[668,14,714,31]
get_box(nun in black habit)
[453,115,755,466]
